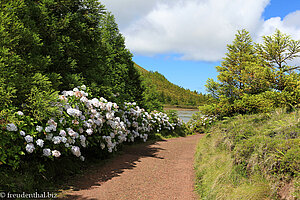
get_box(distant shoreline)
[163,105,199,111]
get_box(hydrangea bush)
[0,86,184,169]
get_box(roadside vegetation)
[0,0,188,193]
[199,29,299,118]
[1,0,299,198]
[193,29,299,199]
[195,110,299,199]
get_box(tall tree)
[256,29,300,91]
[1,0,146,110]
[214,29,270,101]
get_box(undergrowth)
[195,108,299,200]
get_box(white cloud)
[257,11,300,40]
[100,0,300,62]
[256,10,300,66]
[100,0,171,29]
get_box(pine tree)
[256,29,300,91]
[214,29,270,101]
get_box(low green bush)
[199,89,299,119]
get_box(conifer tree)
[212,29,271,101]
[256,29,300,91]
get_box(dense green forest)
[134,63,210,109]
[0,0,145,117]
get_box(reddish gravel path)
[60,134,203,200]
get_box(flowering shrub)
[0,86,184,169]
[188,113,217,133]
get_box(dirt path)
[60,134,203,200]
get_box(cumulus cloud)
[257,10,300,40]
[100,0,170,29]
[101,0,300,62]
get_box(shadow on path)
[60,139,167,199]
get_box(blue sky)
[102,0,300,93]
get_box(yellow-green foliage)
[203,30,300,118]
[195,109,299,199]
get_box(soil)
[59,134,203,200]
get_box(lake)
[176,110,199,123]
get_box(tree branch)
[283,66,300,72]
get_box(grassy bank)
[195,109,299,199]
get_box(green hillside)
[134,63,209,109]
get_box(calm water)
[176,110,198,123]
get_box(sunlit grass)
[194,109,299,199]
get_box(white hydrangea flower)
[100,97,107,102]
[6,123,18,132]
[81,91,88,97]
[26,143,35,153]
[67,128,77,137]
[113,103,118,109]
[45,126,52,133]
[46,133,53,141]
[63,91,74,96]
[80,96,88,103]
[52,150,61,158]
[36,125,43,132]
[91,98,100,107]
[80,156,85,161]
[59,95,68,102]
[17,111,24,116]
[24,135,33,143]
[106,102,113,111]
[73,119,80,125]
[100,143,105,149]
[106,112,114,120]
[80,85,86,91]
[86,128,93,135]
[74,90,83,98]
[110,132,115,138]
[20,130,26,136]
[80,135,86,147]
[52,136,61,144]
[47,119,57,127]
[36,139,44,147]
[59,130,67,137]
[43,148,51,157]
[61,137,67,143]
[81,141,86,148]
[71,146,81,157]
[67,108,82,117]
[80,135,86,142]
